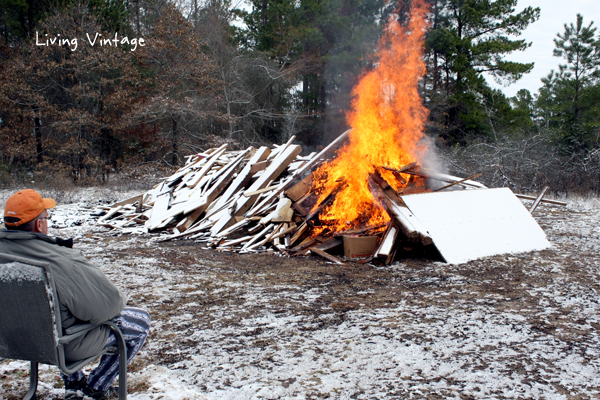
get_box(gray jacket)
[0,230,127,362]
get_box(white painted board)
[400,187,550,264]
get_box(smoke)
[418,134,451,190]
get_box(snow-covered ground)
[1,189,600,399]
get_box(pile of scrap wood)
[93,131,562,264]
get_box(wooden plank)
[389,200,432,246]
[241,225,274,250]
[292,193,312,216]
[286,160,306,172]
[185,145,229,188]
[515,193,566,206]
[334,224,387,237]
[215,218,250,238]
[260,197,292,224]
[268,224,298,241]
[375,224,399,265]
[144,195,170,230]
[152,162,247,230]
[250,160,270,173]
[112,195,143,208]
[315,237,343,252]
[182,151,247,215]
[180,206,205,232]
[267,135,296,161]
[408,167,488,189]
[290,221,308,245]
[219,235,254,247]
[434,173,483,192]
[243,183,281,197]
[309,248,344,264]
[170,187,193,206]
[209,211,236,237]
[369,174,432,245]
[158,223,200,242]
[284,173,313,202]
[245,176,293,218]
[234,145,302,216]
[246,223,285,251]
[304,181,345,223]
[97,205,123,223]
[529,186,550,214]
[271,198,294,223]
[283,129,349,189]
[211,147,271,212]
[288,238,318,253]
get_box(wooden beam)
[369,173,432,245]
[515,193,566,206]
[284,173,313,202]
[289,221,308,245]
[268,224,298,241]
[185,145,229,188]
[434,173,483,192]
[283,129,349,189]
[309,248,344,264]
[375,224,399,265]
[241,225,274,250]
[529,186,550,214]
[250,160,270,174]
[111,195,143,208]
[243,183,281,197]
[97,205,123,223]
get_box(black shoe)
[65,377,87,400]
[65,391,84,400]
[82,384,119,400]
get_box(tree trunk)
[34,109,43,164]
[172,115,179,166]
[135,0,141,35]
[261,0,268,28]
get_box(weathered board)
[400,188,550,264]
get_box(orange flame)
[310,0,430,236]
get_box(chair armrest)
[59,320,121,345]
[59,322,105,344]
[65,323,96,335]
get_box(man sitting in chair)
[0,189,151,400]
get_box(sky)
[487,0,600,98]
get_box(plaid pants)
[62,307,151,392]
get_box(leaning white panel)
[400,187,551,264]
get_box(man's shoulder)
[0,229,57,244]
[0,230,74,263]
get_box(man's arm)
[54,250,127,325]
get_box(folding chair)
[0,253,127,399]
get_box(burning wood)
[92,135,525,265]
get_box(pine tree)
[423,0,540,143]
[536,14,600,151]
[241,0,384,145]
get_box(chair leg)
[24,361,38,400]
[107,322,128,400]
[117,338,127,400]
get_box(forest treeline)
[1,0,599,194]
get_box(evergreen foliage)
[241,0,384,145]
[423,0,539,142]
[535,14,600,152]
